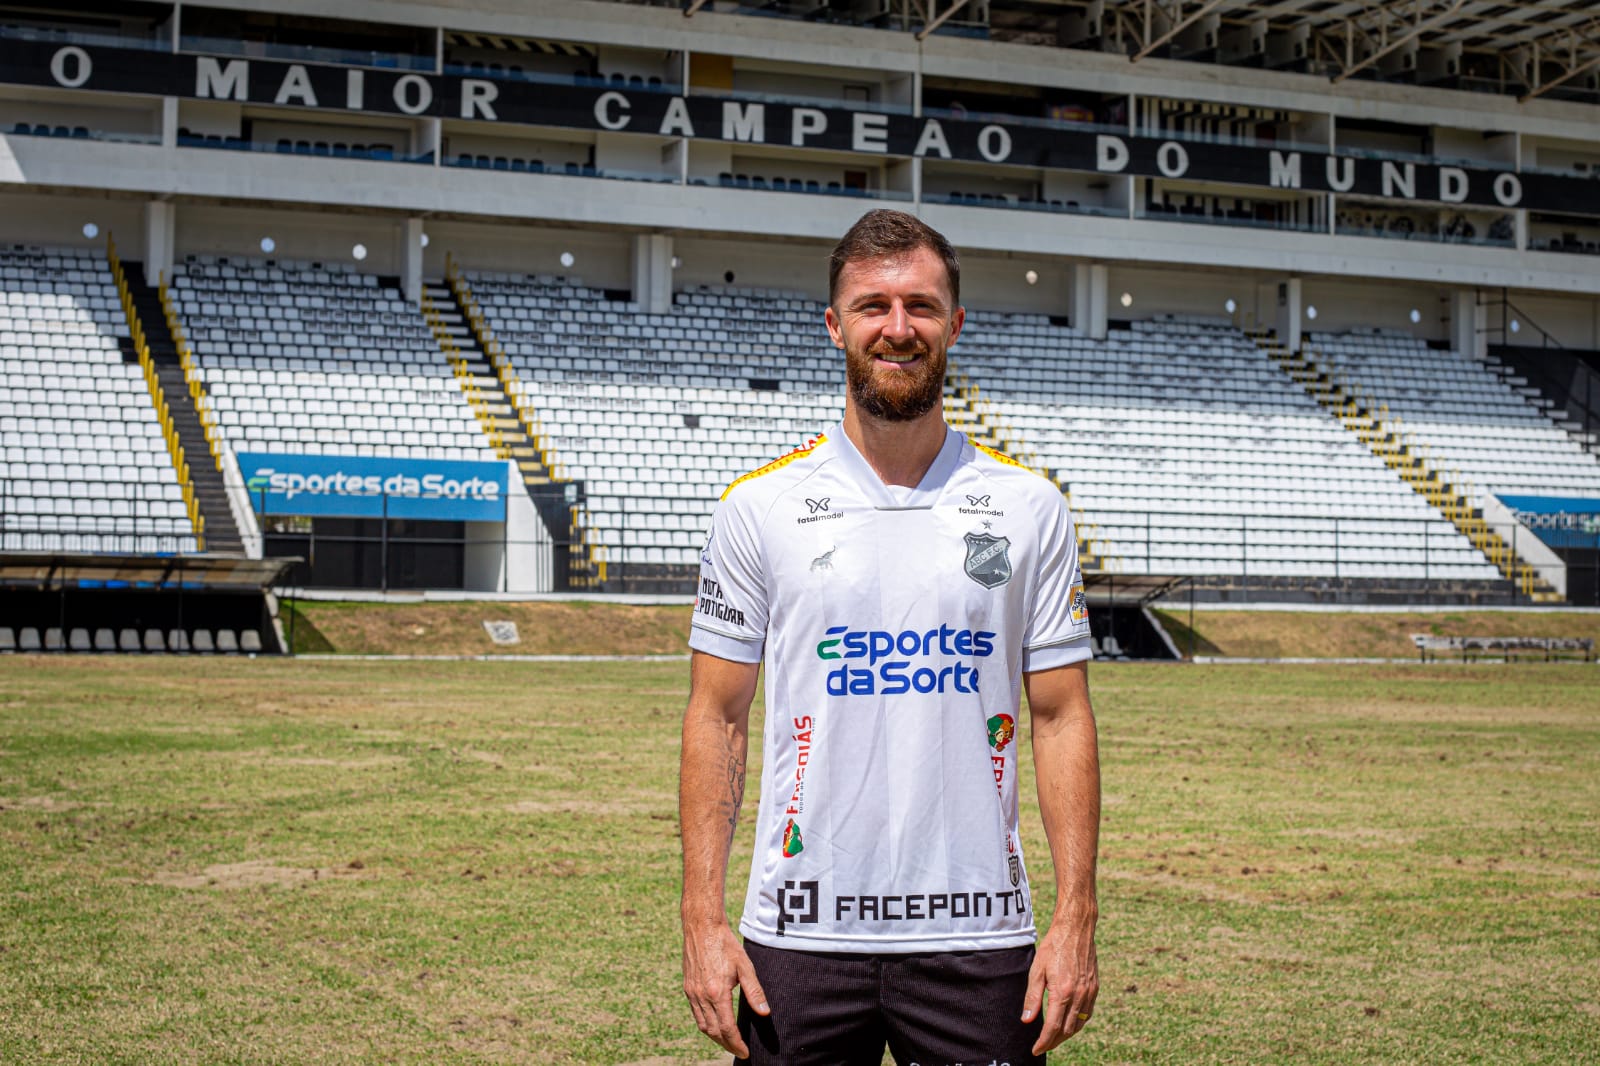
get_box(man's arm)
[1020,659,1101,1054]
[680,649,769,1057]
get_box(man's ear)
[946,305,965,349]
[825,305,845,349]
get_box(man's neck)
[841,405,949,488]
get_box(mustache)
[865,339,930,358]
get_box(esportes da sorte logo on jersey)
[816,623,995,695]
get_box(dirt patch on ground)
[502,795,670,818]
[1152,609,1600,660]
[0,795,84,812]
[150,860,371,890]
[266,755,409,770]
[287,600,694,656]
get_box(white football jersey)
[689,423,1091,954]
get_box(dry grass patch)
[286,599,694,656]
[1153,607,1600,659]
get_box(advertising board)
[239,453,507,522]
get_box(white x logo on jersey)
[805,498,830,514]
[967,494,991,508]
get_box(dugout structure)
[0,552,296,653]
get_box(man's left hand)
[1021,911,1098,1053]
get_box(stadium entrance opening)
[264,516,468,590]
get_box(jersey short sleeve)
[688,490,769,664]
[1022,489,1092,672]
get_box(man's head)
[828,209,961,309]
[825,210,965,424]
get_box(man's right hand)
[683,921,770,1058]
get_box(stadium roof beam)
[1519,19,1600,101]
[1128,0,1230,62]
[916,0,978,41]
[1328,0,1467,84]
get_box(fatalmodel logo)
[248,467,501,502]
[798,496,843,525]
[816,624,995,695]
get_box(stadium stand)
[4,0,1599,615]
[1306,330,1600,505]
[942,315,1499,580]
[169,257,498,461]
[457,275,1503,581]
[463,272,842,571]
[0,246,199,554]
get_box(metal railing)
[1072,507,1566,603]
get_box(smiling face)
[825,245,965,424]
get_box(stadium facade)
[2,0,1599,652]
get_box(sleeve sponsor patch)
[1069,582,1089,625]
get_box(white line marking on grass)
[294,654,692,662]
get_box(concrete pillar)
[1450,288,1485,359]
[160,97,178,148]
[632,233,674,314]
[400,217,424,305]
[1071,262,1108,340]
[1275,276,1302,352]
[144,200,176,285]
[418,117,442,165]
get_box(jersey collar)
[828,420,965,511]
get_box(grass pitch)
[1,657,1596,1064]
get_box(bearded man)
[680,208,1101,1064]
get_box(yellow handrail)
[108,235,205,549]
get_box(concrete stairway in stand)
[944,366,1108,572]
[121,261,242,553]
[1250,329,1561,602]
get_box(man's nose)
[882,300,915,343]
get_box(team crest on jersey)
[963,528,1013,589]
[782,818,804,858]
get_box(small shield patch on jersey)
[963,530,1013,589]
[1069,582,1089,624]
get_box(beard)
[844,338,947,423]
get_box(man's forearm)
[680,697,750,924]
[1028,667,1101,917]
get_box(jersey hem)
[688,625,763,663]
[740,921,1038,955]
[1024,635,1093,671]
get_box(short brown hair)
[828,209,960,308]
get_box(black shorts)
[737,939,1045,1066]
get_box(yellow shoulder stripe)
[722,434,828,500]
[973,441,1032,472]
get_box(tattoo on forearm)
[724,753,746,844]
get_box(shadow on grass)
[1150,608,1224,659]
[278,603,335,654]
